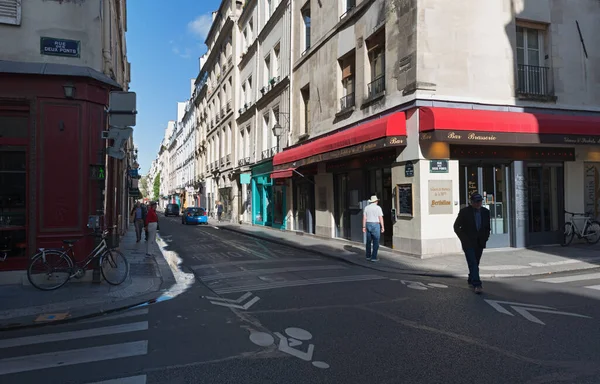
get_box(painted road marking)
[0,321,148,349]
[535,272,600,284]
[214,274,387,294]
[584,284,600,290]
[190,258,323,270]
[484,299,592,325]
[87,375,147,384]
[206,292,261,310]
[200,265,347,281]
[210,296,260,310]
[0,341,148,375]
[78,308,149,324]
[34,312,69,322]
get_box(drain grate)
[129,263,158,277]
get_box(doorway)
[460,163,510,248]
[334,170,364,242]
[527,163,564,245]
[294,180,315,234]
[366,168,392,247]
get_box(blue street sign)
[40,37,80,58]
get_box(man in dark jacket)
[453,193,491,294]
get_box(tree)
[139,176,149,198]
[153,171,161,201]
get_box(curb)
[0,236,179,332]
[0,291,163,332]
[216,225,458,278]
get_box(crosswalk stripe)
[214,274,387,294]
[535,272,600,284]
[0,321,148,349]
[190,258,323,270]
[87,375,147,384]
[200,265,347,281]
[584,285,600,290]
[78,309,149,325]
[0,341,148,375]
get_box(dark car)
[181,207,208,225]
[165,203,180,217]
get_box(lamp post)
[272,123,283,153]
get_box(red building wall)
[0,74,117,270]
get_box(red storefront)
[0,63,123,272]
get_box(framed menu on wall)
[396,184,413,217]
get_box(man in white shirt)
[363,195,385,262]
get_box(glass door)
[334,173,349,239]
[460,164,510,248]
[527,164,564,245]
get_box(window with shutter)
[0,0,21,26]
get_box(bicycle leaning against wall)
[27,227,129,291]
[561,211,600,246]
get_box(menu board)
[468,180,478,198]
[396,184,413,217]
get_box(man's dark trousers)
[464,247,483,287]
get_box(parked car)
[165,203,180,217]
[181,207,208,225]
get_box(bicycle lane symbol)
[398,280,449,291]
[249,327,330,369]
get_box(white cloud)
[187,14,213,41]
[171,46,192,59]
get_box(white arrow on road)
[205,292,260,310]
[484,300,592,325]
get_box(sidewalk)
[214,220,600,278]
[0,225,177,330]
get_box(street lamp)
[272,122,283,152]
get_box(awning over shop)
[270,168,296,179]
[273,111,407,167]
[419,107,600,145]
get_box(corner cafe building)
[272,105,600,258]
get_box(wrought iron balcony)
[238,157,251,167]
[340,92,355,111]
[227,100,232,111]
[367,75,385,99]
[516,64,554,98]
[226,154,231,164]
[261,146,278,160]
[220,157,225,167]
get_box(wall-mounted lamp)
[63,83,76,99]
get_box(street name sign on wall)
[40,37,81,58]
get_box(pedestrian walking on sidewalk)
[216,201,224,222]
[363,195,385,262]
[130,202,146,243]
[453,193,491,294]
[145,201,160,256]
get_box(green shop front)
[251,161,287,229]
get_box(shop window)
[0,113,28,262]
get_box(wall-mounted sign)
[40,37,80,58]
[405,161,414,177]
[89,164,105,180]
[396,184,413,217]
[128,169,139,178]
[430,160,449,173]
[429,180,453,215]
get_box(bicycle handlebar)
[565,210,593,217]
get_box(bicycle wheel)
[561,222,574,246]
[584,220,600,244]
[100,249,129,285]
[27,250,73,290]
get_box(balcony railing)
[226,154,231,164]
[516,64,553,98]
[220,157,225,167]
[227,100,232,111]
[367,75,385,99]
[261,146,278,160]
[238,157,251,167]
[340,92,355,111]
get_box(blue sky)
[127,0,220,175]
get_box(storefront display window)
[0,113,28,262]
[256,185,264,222]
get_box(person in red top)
[144,202,159,256]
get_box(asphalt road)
[1,216,600,384]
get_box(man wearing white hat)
[363,195,385,262]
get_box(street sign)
[205,292,260,310]
[40,37,80,58]
[430,160,449,173]
[484,299,592,325]
[106,127,133,159]
[108,91,137,127]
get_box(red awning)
[419,107,600,135]
[270,168,295,179]
[273,112,406,166]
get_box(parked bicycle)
[27,227,129,291]
[561,211,600,246]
